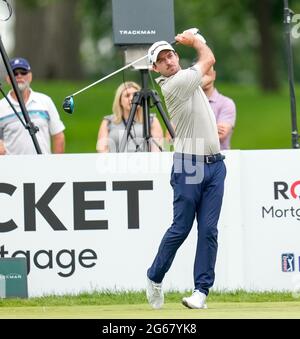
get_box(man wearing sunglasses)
[0,57,65,155]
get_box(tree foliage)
[14,0,83,79]
[12,0,300,90]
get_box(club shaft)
[71,55,148,97]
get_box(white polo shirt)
[157,64,220,155]
[0,89,65,154]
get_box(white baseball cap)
[148,41,175,65]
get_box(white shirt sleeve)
[43,95,65,135]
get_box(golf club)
[62,54,148,114]
[62,28,203,114]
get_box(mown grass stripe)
[0,290,299,307]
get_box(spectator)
[0,57,65,155]
[202,67,236,150]
[96,81,163,152]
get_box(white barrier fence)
[1,150,300,296]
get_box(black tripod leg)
[141,92,152,152]
[149,137,163,152]
[150,90,175,139]
[119,91,141,152]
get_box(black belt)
[174,152,225,164]
[204,153,225,164]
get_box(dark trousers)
[147,153,226,295]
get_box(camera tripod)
[119,69,175,152]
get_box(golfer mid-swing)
[146,29,226,309]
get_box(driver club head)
[63,96,74,114]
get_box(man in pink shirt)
[202,68,236,150]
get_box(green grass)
[2,79,296,154]
[220,83,299,150]
[0,302,300,319]
[1,290,300,318]
[0,290,298,307]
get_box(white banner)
[1,151,300,296]
[240,150,300,292]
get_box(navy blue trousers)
[148,153,226,295]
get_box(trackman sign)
[262,181,300,221]
[119,30,156,35]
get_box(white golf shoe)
[146,276,164,309]
[182,290,208,309]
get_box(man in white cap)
[146,30,226,309]
[0,57,65,155]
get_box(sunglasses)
[13,70,29,76]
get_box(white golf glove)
[185,28,206,44]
